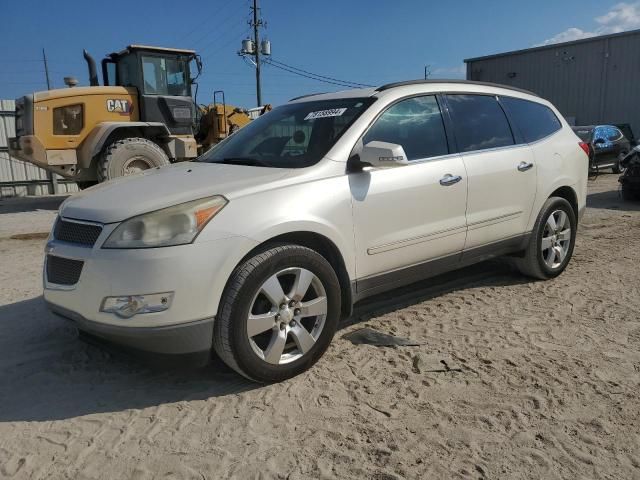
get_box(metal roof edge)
[464,28,640,63]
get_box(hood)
[60,162,292,223]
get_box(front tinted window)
[446,94,514,152]
[199,98,374,168]
[363,95,448,161]
[501,97,562,143]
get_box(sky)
[1,0,640,107]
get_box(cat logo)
[106,99,133,115]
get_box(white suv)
[44,80,588,382]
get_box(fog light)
[101,292,174,319]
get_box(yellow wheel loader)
[8,45,264,189]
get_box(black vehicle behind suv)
[572,125,630,173]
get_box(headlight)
[103,196,227,249]
[53,104,84,135]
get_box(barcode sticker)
[304,108,347,120]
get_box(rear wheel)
[515,197,577,280]
[97,137,170,182]
[213,245,341,383]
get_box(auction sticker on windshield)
[304,108,347,120]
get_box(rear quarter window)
[500,97,562,143]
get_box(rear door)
[445,94,537,251]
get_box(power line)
[173,0,237,44]
[198,24,250,59]
[266,58,374,88]
[263,59,371,89]
[200,29,250,62]
[187,2,248,49]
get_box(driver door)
[350,95,468,294]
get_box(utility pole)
[251,0,262,107]
[424,65,431,80]
[42,48,51,90]
[239,0,270,107]
[42,48,58,194]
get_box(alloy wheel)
[541,209,571,269]
[246,267,328,365]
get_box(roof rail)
[289,92,328,101]
[375,79,538,97]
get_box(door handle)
[439,174,462,186]
[517,161,534,172]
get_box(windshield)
[198,97,375,168]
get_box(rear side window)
[501,97,562,143]
[446,95,514,152]
[363,95,448,161]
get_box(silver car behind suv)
[44,80,588,382]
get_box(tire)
[213,244,341,383]
[97,137,170,182]
[514,197,577,280]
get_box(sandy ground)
[0,174,639,480]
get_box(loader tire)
[97,137,170,182]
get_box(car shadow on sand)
[587,188,640,211]
[0,297,258,422]
[347,259,530,328]
[0,259,530,423]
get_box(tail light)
[579,142,590,157]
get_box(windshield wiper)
[218,157,270,167]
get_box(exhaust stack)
[83,49,99,86]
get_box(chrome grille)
[54,219,103,246]
[46,255,84,286]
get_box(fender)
[77,121,171,168]
[248,220,357,280]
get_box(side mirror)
[359,141,409,169]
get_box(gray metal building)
[465,29,640,136]
[0,99,77,198]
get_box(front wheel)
[514,197,577,280]
[213,245,341,383]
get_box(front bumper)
[49,301,214,364]
[44,219,259,355]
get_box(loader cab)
[101,45,199,135]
